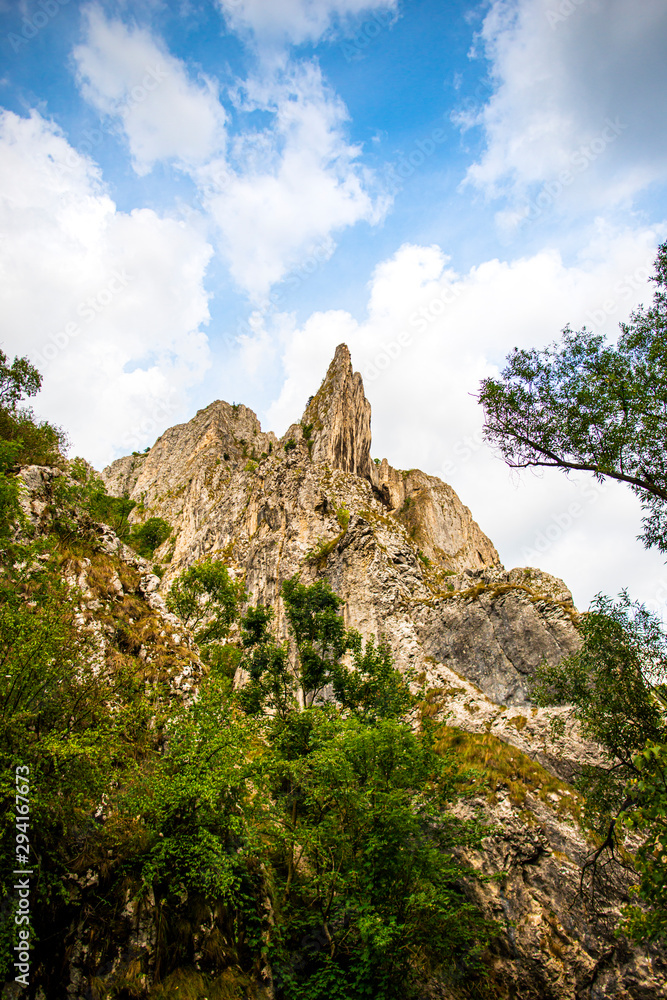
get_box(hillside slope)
[93,345,667,998]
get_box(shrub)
[166,558,244,645]
[130,517,172,558]
[335,504,350,530]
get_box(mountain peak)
[300,343,372,480]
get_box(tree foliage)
[68,457,136,540]
[0,446,141,985]
[230,575,491,997]
[479,242,667,551]
[333,634,414,723]
[0,441,25,544]
[129,516,172,558]
[281,577,350,708]
[479,245,667,940]
[166,557,244,644]
[237,576,414,722]
[264,710,491,999]
[0,348,66,467]
[534,594,667,937]
[166,569,493,995]
[238,603,293,718]
[625,742,667,941]
[0,352,41,409]
[117,679,266,979]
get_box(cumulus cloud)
[217,0,397,48]
[262,227,666,611]
[461,0,667,218]
[197,60,390,300]
[73,11,388,300]
[73,4,226,175]
[0,109,213,467]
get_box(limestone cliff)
[96,344,666,999]
[102,344,575,709]
[299,342,372,479]
[18,464,201,700]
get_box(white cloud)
[217,0,397,48]
[0,109,213,468]
[263,226,667,612]
[462,0,667,216]
[72,11,388,300]
[73,4,226,175]
[197,61,390,300]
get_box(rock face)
[98,343,666,998]
[101,400,278,503]
[453,788,667,1000]
[102,343,573,710]
[300,342,372,479]
[372,460,501,572]
[17,465,202,700]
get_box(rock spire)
[299,344,372,480]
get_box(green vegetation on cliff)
[0,353,495,998]
[535,594,667,940]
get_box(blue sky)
[2,0,667,613]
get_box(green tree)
[0,348,66,467]
[264,710,492,999]
[238,596,414,724]
[534,594,667,936]
[625,742,667,941]
[479,244,667,940]
[118,677,267,981]
[235,578,493,995]
[333,634,414,723]
[166,558,244,644]
[0,530,127,983]
[238,603,293,718]
[281,576,351,708]
[240,577,395,716]
[68,457,136,540]
[0,440,25,544]
[479,242,667,551]
[0,352,41,408]
[43,460,137,550]
[129,516,172,558]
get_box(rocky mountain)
[96,344,666,998]
[103,346,584,765]
[103,346,575,704]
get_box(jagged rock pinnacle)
[300,344,372,480]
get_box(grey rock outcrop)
[101,343,572,712]
[294,342,372,479]
[371,460,502,572]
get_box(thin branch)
[502,433,667,500]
